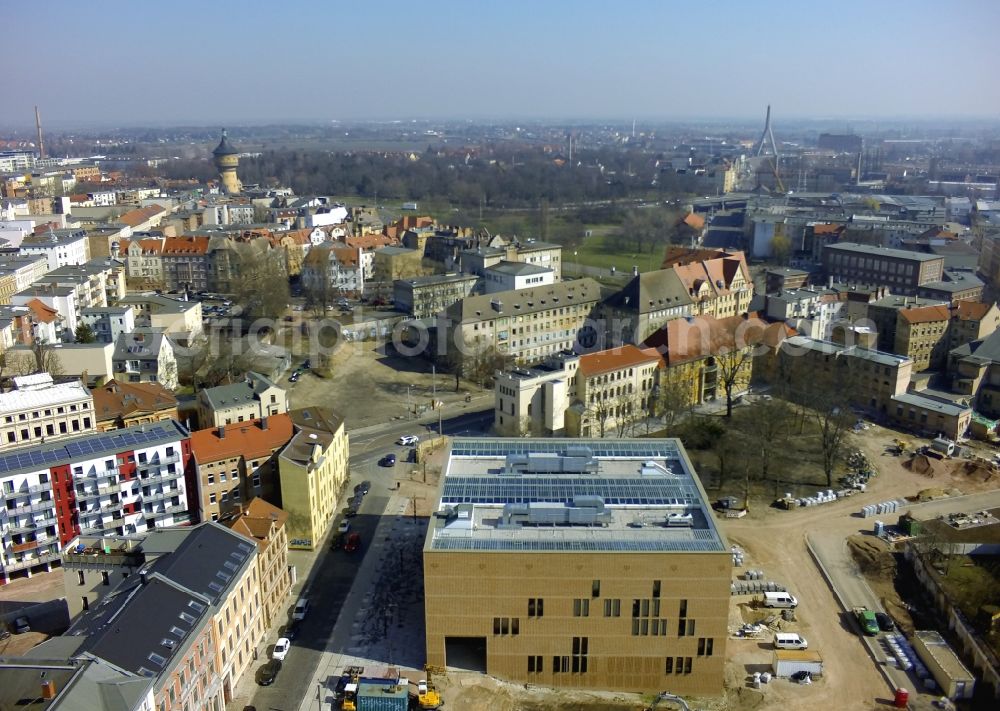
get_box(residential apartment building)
[894,305,951,372]
[220,497,290,629]
[0,373,94,448]
[121,237,166,288]
[55,572,223,711]
[494,353,580,437]
[424,438,730,695]
[92,380,179,431]
[11,284,78,336]
[112,328,179,390]
[0,649,156,710]
[596,269,694,346]
[948,301,1000,352]
[188,415,294,522]
[160,236,211,292]
[18,228,91,270]
[0,255,48,303]
[393,273,478,320]
[196,372,288,429]
[61,522,261,709]
[2,341,116,386]
[823,242,945,295]
[81,305,135,344]
[439,278,602,370]
[279,408,349,550]
[117,293,203,340]
[37,260,127,310]
[482,261,554,294]
[0,419,192,585]
[301,244,365,298]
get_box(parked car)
[301,359,310,369]
[875,612,894,632]
[354,481,371,495]
[272,638,291,661]
[397,435,419,446]
[343,506,358,518]
[293,597,310,621]
[288,373,299,383]
[280,622,299,641]
[379,454,396,467]
[256,660,281,686]
[337,520,351,534]
[344,533,361,553]
[13,616,29,634]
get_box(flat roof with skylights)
[428,438,726,553]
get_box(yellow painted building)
[278,407,349,550]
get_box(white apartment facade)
[0,374,95,448]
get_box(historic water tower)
[212,128,242,194]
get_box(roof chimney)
[217,426,226,439]
[41,681,57,700]
[260,417,268,430]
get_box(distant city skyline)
[3,0,999,127]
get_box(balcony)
[75,483,117,501]
[2,549,59,572]
[7,499,56,517]
[3,484,48,501]
[8,514,56,534]
[141,488,179,505]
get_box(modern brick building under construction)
[423,438,730,695]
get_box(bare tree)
[231,241,290,323]
[716,346,755,417]
[583,392,615,438]
[655,370,692,433]
[612,390,643,438]
[303,247,333,318]
[734,398,793,497]
[31,340,64,378]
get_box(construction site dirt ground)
[717,421,1000,711]
[284,338,491,430]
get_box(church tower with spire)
[212,128,241,195]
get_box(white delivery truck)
[763,591,798,608]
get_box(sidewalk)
[297,492,429,711]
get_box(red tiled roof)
[92,380,177,423]
[190,414,295,464]
[641,314,790,365]
[162,236,210,255]
[661,247,728,269]
[347,232,397,250]
[899,305,951,325]
[812,223,845,235]
[118,205,165,228]
[682,213,705,230]
[331,247,359,267]
[24,298,59,324]
[578,345,662,377]
[953,300,993,321]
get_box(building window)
[573,599,590,617]
[592,580,600,597]
[697,638,714,657]
[77,571,85,586]
[603,599,621,617]
[102,571,110,586]
[527,598,544,618]
[527,655,543,673]
[571,637,588,673]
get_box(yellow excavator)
[416,666,443,709]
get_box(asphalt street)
[238,406,493,710]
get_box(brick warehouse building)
[423,438,729,694]
[0,419,191,584]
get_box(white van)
[763,592,798,608]
[774,632,808,650]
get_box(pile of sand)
[848,535,895,576]
[955,459,995,483]
[904,453,937,477]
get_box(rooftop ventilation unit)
[665,512,694,528]
[499,496,611,529]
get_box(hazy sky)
[4,0,999,127]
